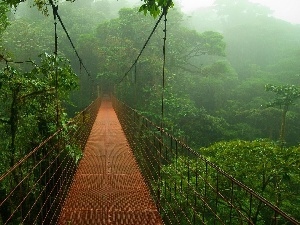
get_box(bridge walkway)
[58,97,163,224]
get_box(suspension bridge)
[0,95,298,225]
[1,1,299,224]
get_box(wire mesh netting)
[113,97,299,225]
[0,98,101,225]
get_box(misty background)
[2,0,300,145]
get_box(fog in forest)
[0,0,300,220]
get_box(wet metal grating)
[58,98,163,225]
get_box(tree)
[0,52,79,224]
[0,53,78,167]
[1,18,53,62]
[265,84,300,143]
[94,7,232,147]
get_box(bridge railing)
[113,97,299,225]
[0,97,101,225]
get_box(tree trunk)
[10,88,19,167]
[279,106,288,144]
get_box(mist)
[2,0,300,146]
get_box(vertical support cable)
[249,193,253,224]
[194,158,198,225]
[214,172,219,225]
[203,161,208,222]
[161,7,167,130]
[158,6,168,215]
[229,181,234,224]
[51,5,61,223]
[51,1,59,129]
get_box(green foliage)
[0,2,9,36]
[158,140,300,223]
[265,84,300,108]
[94,7,229,148]
[159,156,199,224]
[184,0,300,146]
[33,53,79,98]
[0,52,80,224]
[1,19,53,61]
[0,0,299,221]
[0,53,78,168]
[265,84,300,142]
[139,0,174,18]
[200,139,300,220]
[0,1,9,60]
[2,0,174,17]
[199,31,226,57]
[2,0,75,15]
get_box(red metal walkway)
[58,97,163,224]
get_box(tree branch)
[19,87,56,101]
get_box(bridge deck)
[58,97,163,224]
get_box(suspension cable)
[51,2,60,129]
[52,4,58,56]
[48,0,91,77]
[157,6,168,214]
[118,12,165,84]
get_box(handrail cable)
[0,97,99,182]
[0,98,101,224]
[118,12,165,84]
[114,98,300,224]
[0,129,61,182]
